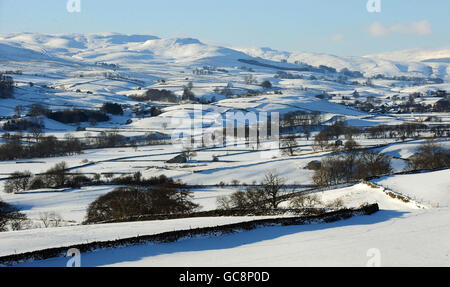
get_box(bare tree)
[3,171,33,193]
[30,125,43,143]
[260,172,289,209]
[39,211,63,228]
[44,161,68,187]
[281,135,298,156]
[217,172,294,210]
[14,105,24,118]
[289,194,322,209]
[182,146,197,161]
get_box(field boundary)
[0,203,379,266]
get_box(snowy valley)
[0,33,449,267]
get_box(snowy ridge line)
[0,204,379,266]
[361,180,423,208]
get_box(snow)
[0,215,294,257]
[1,32,450,266]
[236,46,450,79]
[0,186,117,224]
[373,169,450,208]
[7,207,450,267]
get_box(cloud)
[368,20,432,37]
[331,33,344,42]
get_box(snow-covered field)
[1,33,449,267]
[4,170,449,267]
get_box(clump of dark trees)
[2,118,44,132]
[312,151,392,187]
[0,200,27,232]
[47,109,109,124]
[3,102,126,130]
[261,80,272,89]
[407,141,450,170]
[0,74,14,99]
[312,140,450,187]
[2,162,92,193]
[129,88,179,103]
[100,102,123,115]
[0,128,164,161]
[17,103,110,125]
[0,134,82,161]
[84,178,199,224]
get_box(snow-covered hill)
[1,32,449,267]
[1,33,450,79]
[4,170,450,267]
[236,46,450,79]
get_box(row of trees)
[2,118,44,132]
[217,173,294,210]
[312,151,392,187]
[0,134,82,161]
[2,162,92,193]
[129,88,179,103]
[0,128,155,161]
[47,109,110,124]
[312,121,449,151]
[6,102,124,129]
[280,110,322,131]
[216,172,346,213]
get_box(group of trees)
[101,102,124,115]
[2,118,44,132]
[261,80,272,89]
[0,200,27,232]
[364,123,427,140]
[217,173,294,210]
[281,110,322,131]
[6,104,117,126]
[434,99,450,112]
[0,74,14,99]
[2,162,92,193]
[84,182,199,224]
[0,134,82,161]
[129,88,179,103]
[109,173,179,187]
[94,130,126,148]
[0,128,168,161]
[3,165,188,196]
[311,121,448,152]
[181,82,196,102]
[312,121,359,150]
[408,141,450,170]
[216,172,343,213]
[312,151,392,187]
[47,109,110,124]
